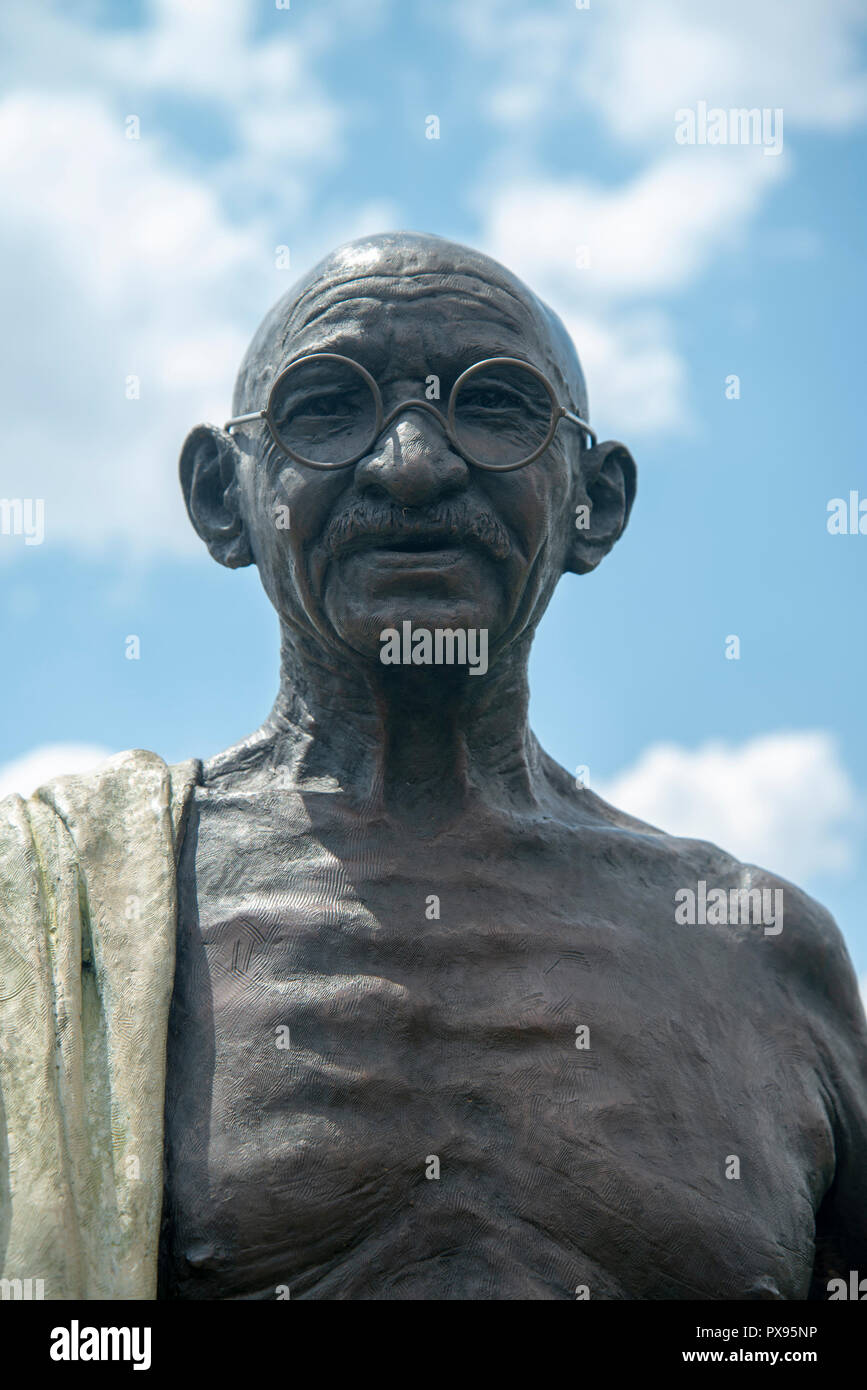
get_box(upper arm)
[767,880,867,1293]
[811,954,867,1292]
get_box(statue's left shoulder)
[737,862,864,1038]
[739,865,867,1283]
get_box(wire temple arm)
[224,409,266,431]
[561,409,597,449]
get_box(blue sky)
[0,0,865,980]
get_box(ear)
[179,424,253,569]
[565,439,637,576]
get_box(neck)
[254,624,543,826]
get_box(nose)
[354,406,469,507]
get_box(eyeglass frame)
[224,352,597,473]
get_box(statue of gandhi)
[1,232,865,1302]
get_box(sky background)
[1,0,865,988]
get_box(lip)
[339,532,477,560]
[364,545,467,568]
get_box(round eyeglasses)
[224,353,596,473]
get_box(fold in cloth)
[0,749,200,1299]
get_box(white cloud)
[461,0,865,438]
[0,0,402,556]
[481,153,784,302]
[0,744,113,801]
[558,311,687,438]
[579,0,867,144]
[476,152,781,435]
[0,78,402,556]
[0,2,381,556]
[451,0,867,141]
[0,92,266,555]
[599,731,861,884]
[101,0,347,209]
[0,0,347,183]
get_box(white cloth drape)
[0,750,199,1299]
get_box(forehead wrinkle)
[286,297,536,373]
[288,272,537,340]
[234,246,589,421]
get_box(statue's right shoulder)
[0,748,203,861]
[0,747,201,1298]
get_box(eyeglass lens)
[268,356,556,469]
[451,362,553,468]
[269,357,378,467]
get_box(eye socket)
[458,381,528,413]
[279,389,360,423]
[268,356,379,466]
[451,361,555,468]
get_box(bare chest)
[159,791,830,1300]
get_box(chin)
[328,600,501,660]
[324,557,507,636]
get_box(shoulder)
[575,776,866,1048]
[0,748,201,857]
[541,748,864,1027]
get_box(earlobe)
[179,424,253,569]
[565,440,637,576]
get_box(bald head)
[182,228,635,669]
[232,231,589,423]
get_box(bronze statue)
[2,232,864,1301]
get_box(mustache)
[321,499,512,561]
